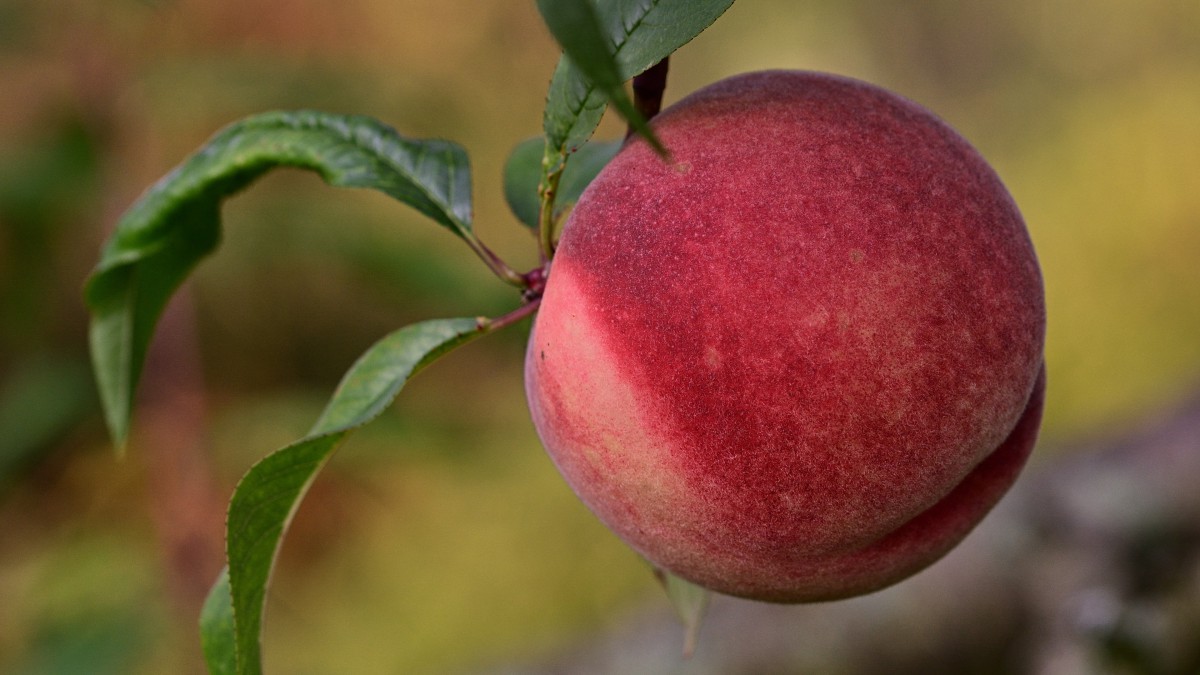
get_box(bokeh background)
[1,1,1198,673]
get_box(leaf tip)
[100,389,133,454]
[653,567,712,660]
[628,122,670,162]
[100,404,132,458]
[651,139,672,162]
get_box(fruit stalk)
[628,57,670,138]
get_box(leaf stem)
[478,296,542,334]
[537,145,566,261]
[463,233,527,288]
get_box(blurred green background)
[1,1,1198,673]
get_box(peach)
[525,71,1045,602]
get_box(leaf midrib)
[553,0,665,150]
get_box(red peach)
[525,71,1046,602]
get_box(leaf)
[536,0,666,156]
[199,569,235,675]
[83,111,473,447]
[654,568,712,659]
[503,137,623,229]
[502,138,544,229]
[542,0,735,155]
[202,318,485,675]
[557,139,624,212]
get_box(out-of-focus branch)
[75,27,227,672]
[137,289,226,673]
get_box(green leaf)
[199,569,235,675]
[206,318,485,675]
[536,0,666,156]
[557,139,624,211]
[83,111,473,447]
[541,0,735,155]
[654,568,712,659]
[502,138,544,229]
[503,137,623,229]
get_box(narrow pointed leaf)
[536,0,666,156]
[542,0,735,155]
[655,568,712,659]
[199,569,235,675]
[503,137,622,229]
[215,318,484,674]
[83,111,473,446]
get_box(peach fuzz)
[525,71,1046,602]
